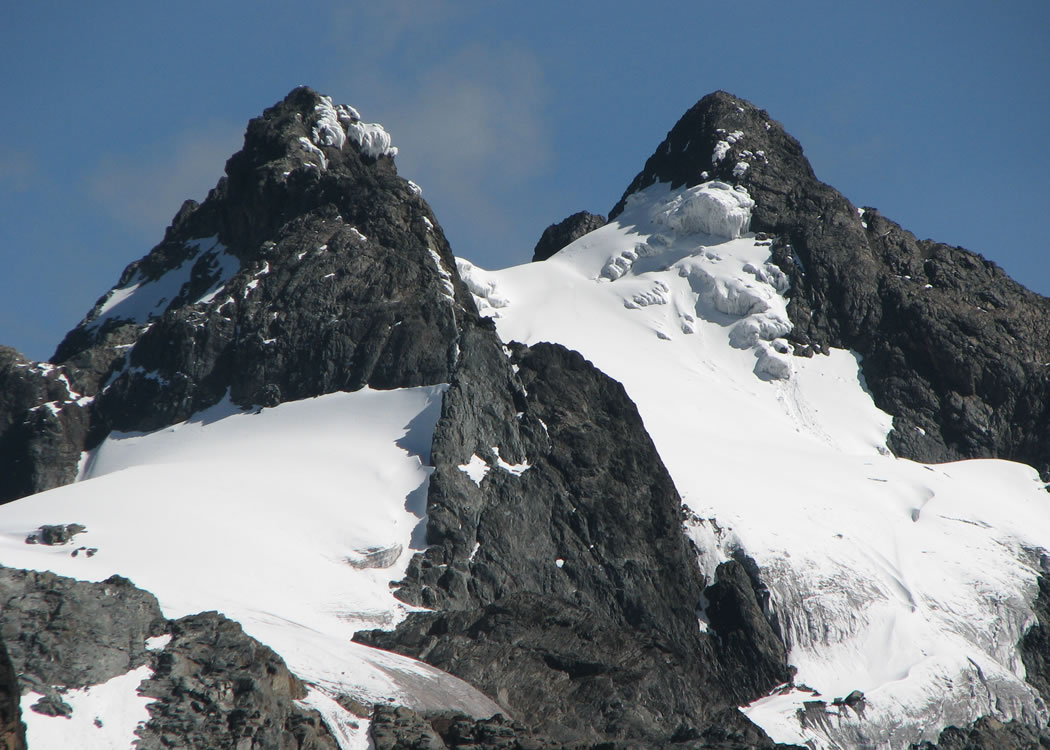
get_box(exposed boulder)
[531,211,606,262]
[0,568,166,694]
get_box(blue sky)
[2,1,1048,361]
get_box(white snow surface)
[308,95,398,161]
[21,665,153,750]
[458,454,491,487]
[86,236,239,330]
[0,386,502,748]
[461,180,1050,748]
[643,180,755,240]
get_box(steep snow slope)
[460,180,1050,748]
[0,386,501,748]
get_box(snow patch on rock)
[458,454,490,487]
[305,95,398,163]
[493,446,530,476]
[22,664,154,750]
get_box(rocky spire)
[0,87,481,504]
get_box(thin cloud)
[392,44,551,184]
[86,122,243,236]
[382,43,553,263]
[0,150,36,192]
[327,0,456,58]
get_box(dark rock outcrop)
[531,211,606,262]
[360,337,792,746]
[612,90,1050,479]
[370,703,799,750]
[370,705,566,750]
[0,568,166,695]
[135,612,337,750]
[1021,566,1050,710]
[911,716,1050,749]
[0,636,25,750]
[0,565,338,748]
[0,348,91,503]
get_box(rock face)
[0,348,91,503]
[369,703,791,750]
[0,85,473,505]
[0,566,337,748]
[0,568,166,697]
[135,612,337,750]
[360,337,793,746]
[531,211,606,262]
[0,636,25,750]
[612,90,1050,479]
[912,716,1050,750]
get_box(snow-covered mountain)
[1,87,1050,750]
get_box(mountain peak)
[610,90,814,223]
[2,89,473,503]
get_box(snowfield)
[462,180,1050,748]
[0,385,501,748]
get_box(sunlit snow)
[21,665,153,750]
[0,386,501,748]
[305,94,398,162]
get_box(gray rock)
[27,523,86,546]
[0,635,25,749]
[135,611,338,750]
[911,716,1050,749]
[369,701,803,750]
[28,694,72,718]
[0,568,166,691]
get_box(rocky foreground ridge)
[0,88,1049,748]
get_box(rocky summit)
[1,87,1050,750]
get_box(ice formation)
[302,95,398,164]
[648,181,755,240]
